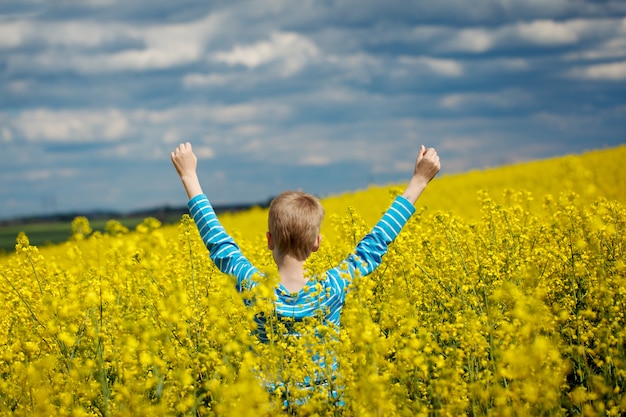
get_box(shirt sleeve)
[187,194,259,291]
[327,195,416,295]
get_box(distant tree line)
[0,198,273,227]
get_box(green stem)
[185,220,200,352]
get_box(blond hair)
[268,190,324,261]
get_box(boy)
[171,142,440,398]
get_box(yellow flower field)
[1,146,625,416]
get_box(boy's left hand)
[171,142,198,179]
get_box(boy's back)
[187,189,418,342]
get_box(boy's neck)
[276,254,308,293]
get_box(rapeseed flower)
[1,147,625,415]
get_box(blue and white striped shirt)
[188,194,416,342]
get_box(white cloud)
[563,36,626,61]
[438,17,623,53]
[1,1,625,222]
[213,32,319,76]
[194,146,215,159]
[132,102,291,126]
[439,89,532,110]
[399,55,464,77]
[104,143,133,157]
[439,95,464,109]
[23,170,52,181]
[46,21,130,48]
[162,130,181,144]
[381,160,414,175]
[0,20,28,48]
[221,115,430,173]
[2,127,13,142]
[299,154,331,166]
[14,108,130,142]
[0,18,129,49]
[22,168,78,181]
[83,0,120,6]
[493,58,530,71]
[211,104,269,124]
[104,46,201,72]
[325,53,383,83]
[8,80,30,93]
[210,103,292,124]
[235,124,265,136]
[439,137,485,152]
[111,17,221,70]
[569,60,626,81]
[514,19,579,45]
[443,28,494,53]
[3,14,223,73]
[103,142,168,160]
[183,72,238,88]
[468,57,530,74]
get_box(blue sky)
[1,0,625,220]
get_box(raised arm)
[354,145,440,272]
[171,142,258,290]
[328,145,440,291]
[401,145,440,204]
[171,142,203,200]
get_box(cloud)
[162,130,182,144]
[568,60,626,81]
[99,46,201,72]
[22,168,78,181]
[0,20,29,48]
[131,102,292,128]
[7,80,30,93]
[3,13,224,73]
[2,165,79,183]
[324,52,383,83]
[564,37,626,61]
[439,89,532,110]
[0,18,132,49]
[1,0,625,221]
[437,17,623,54]
[2,127,13,142]
[194,146,215,159]
[209,103,291,124]
[234,124,266,136]
[398,56,464,77]
[562,19,626,61]
[513,19,579,45]
[213,32,320,77]
[299,154,332,166]
[439,137,485,152]
[441,27,494,53]
[13,109,130,142]
[182,72,239,88]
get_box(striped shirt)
[188,193,416,344]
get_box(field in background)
[0,219,149,255]
[210,145,626,244]
[1,145,624,255]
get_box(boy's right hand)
[401,145,441,205]
[413,144,440,183]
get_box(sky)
[1,0,625,220]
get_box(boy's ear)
[266,231,274,250]
[311,234,322,252]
